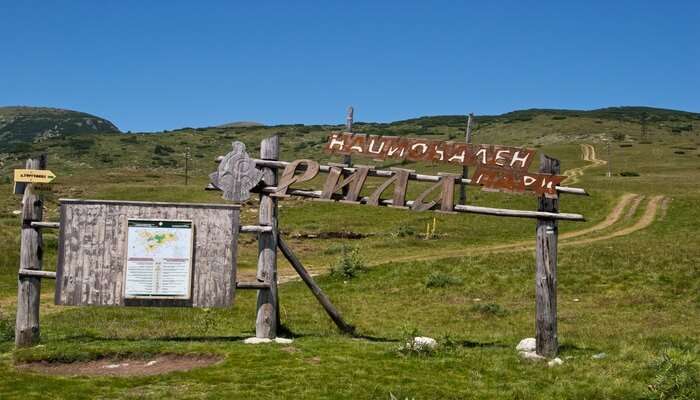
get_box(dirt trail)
[273,193,664,283]
[563,144,606,185]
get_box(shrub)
[470,303,508,317]
[619,171,640,177]
[330,245,367,279]
[0,313,14,342]
[393,224,415,238]
[647,348,699,400]
[154,144,175,156]
[612,132,626,141]
[425,272,462,288]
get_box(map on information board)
[124,219,194,299]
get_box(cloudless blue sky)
[1,1,698,132]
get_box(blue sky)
[1,1,698,132]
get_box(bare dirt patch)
[15,354,223,377]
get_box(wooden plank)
[55,201,239,307]
[15,155,46,347]
[256,135,279,338]
[459,113,474,205]
[240,225,273,233]
[535,154,560,357]
[342,106,353,166]
[278,236,355,334]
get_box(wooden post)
[278,236,355,334]
[15,155,46,347]
[256,135,279,338]
[342,106,353,167]
[459,113,474,205]
[535,154,560,357]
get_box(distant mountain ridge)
[0,106,120,152]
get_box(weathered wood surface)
[55,199,240,308]
[256,135,279,338]
[213,158,588,196]
[459,113,474,205]
[278,236,355,334]
[342,106,353,166]
[535,154,560,357]
[209,142,263,202]
[236,281,271,289]
[15,155,46,347]
[240,225,273,233]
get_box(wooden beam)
[16,155,46,347]
[255,135,280,338]
[535,154,560,358]
[240,225,273,233]
[244,186,585,221]
[213,157,588,196]
[30,221,59,229]
[19,269,56,279]
[236,281,271,290]
[278,236,355,334]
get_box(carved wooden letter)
[271,159,320,198]
[366,168,412,208]
[319,165,372,203]
[411,173,459,212]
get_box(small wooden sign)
[14,169,56,183]
[55,199,240,308]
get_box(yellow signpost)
[13,169,57,194]
[14,169,56,184]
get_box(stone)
[146,360,158,366]
[519,351,546,361]
[244,337,272,344]
[411,336,438,351]
[592,352,607,360]
[516,337,536,352]
[547,357,564,367]
[274,337,293,344]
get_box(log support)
[535,154,560,357]
[15,155,46,347]
[256,136,280,338]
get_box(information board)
[124,219,194,299]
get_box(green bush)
[469,303,508,317]
[0,313,14,342]
[647,348,699,400]
[154,144,175,156]
[330,245,367,279]
[394,224,415,238]
[620,171,640,177]
[425,272,462,288]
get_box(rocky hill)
[0,106,120,152]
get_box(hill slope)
[0,106,120,152]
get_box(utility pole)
[459,113,474,205]
[641,112,648,139]
[606,139,612,178]
[185,147,190,185]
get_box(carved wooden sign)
[210,142,263,202]
[55,199,240,308]
[323,132,565,197]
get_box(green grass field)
[0,110,698,399]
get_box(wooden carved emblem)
[209,142,263,202]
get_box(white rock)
[519,351,545,361]
[274,337,293,344]
[573,298,580,302]
[12,210,21,215]
[244,337,272,344]
[516,338,536,352]
[410,336,437,350]
[146,360,158,366]
[104,364,121,369]
[592,352,607,359]
[548,357,564,367]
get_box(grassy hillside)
[0,107,698,399]
[0,106,120,154]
